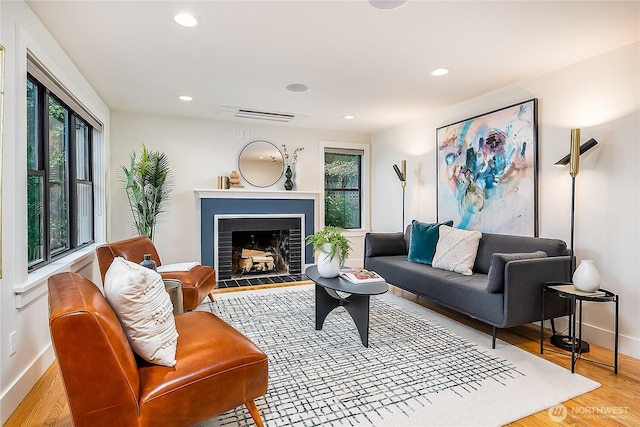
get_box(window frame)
[319,141,371,233]
[27,74,95,271]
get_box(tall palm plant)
[120,144,172,241]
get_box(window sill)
[15,245,97,308]
[342,229,371,237]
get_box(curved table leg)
[343,295,370,347]
[315,284,337,330]
[315,284,372,347]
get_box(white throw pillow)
[104,257,178,367]
[432,226,483,275]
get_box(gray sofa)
[364,227,572,348]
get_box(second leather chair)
[96,236,216,311]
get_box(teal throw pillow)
[407,220,453,265]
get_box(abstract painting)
[436,99,538,236]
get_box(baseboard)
[0,345,55,424]
[543,318,640,360]
[584,322,640,360]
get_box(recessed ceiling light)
[178,95,193,101]
[368,0,408,10]
[286,83,310,93]
[343,115,355,120]
[369,0,408,10]
[429,67,449,77]
[174,13,197,27]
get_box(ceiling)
[25,1,639,134]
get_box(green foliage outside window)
[48,97,69,254]
[27,80,37,170]
[27,79,42,265]
[324,193,349,228]
[27,175,44,266]
[324,152,361,229]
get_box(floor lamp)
[393,160,406,231]
[551,129,598,352]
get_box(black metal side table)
[541,282,618,373]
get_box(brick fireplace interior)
[215,215,304,288]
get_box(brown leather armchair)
[48,272,268,427]
[96,236,215,311]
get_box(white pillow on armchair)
[104,257,178,366]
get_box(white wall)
[0,1,110,423]
[109,112,370,265]
[0,1,637,422]
[371,43,640,358]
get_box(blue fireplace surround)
[200,197,315,268]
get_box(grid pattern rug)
[195,285,598,426]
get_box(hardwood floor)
[5,284,639,426]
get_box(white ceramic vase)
[573,260,601,292]
[317,243,340,278]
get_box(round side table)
[541,282,618,373]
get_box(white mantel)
[194,189,320,200]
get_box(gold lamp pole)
[569,128,580,273]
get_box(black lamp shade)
[393,164,405,182]
[555,138,598,166]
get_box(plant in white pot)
[305,227,351,278]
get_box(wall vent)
[219,106,295,123]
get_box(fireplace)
[215,214,304,286]
[197,190,318,288]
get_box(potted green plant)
[305,226,351,277]
[120,144,172,241]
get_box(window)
[324,148,364,229]
[27,74,95,270]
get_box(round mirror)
[238,140,284,187]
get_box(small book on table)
[339,268,385,284]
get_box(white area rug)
[196,285,599,426]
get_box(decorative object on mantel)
[573,259,601,292]
[284,166,294,191]
[229,170,243,188]
[217,176,230,189]
[120,143,172,241]
[272,144,303,191]
[305,227,351,278]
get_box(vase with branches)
[271,144,304,190]
[120,144,172,241]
